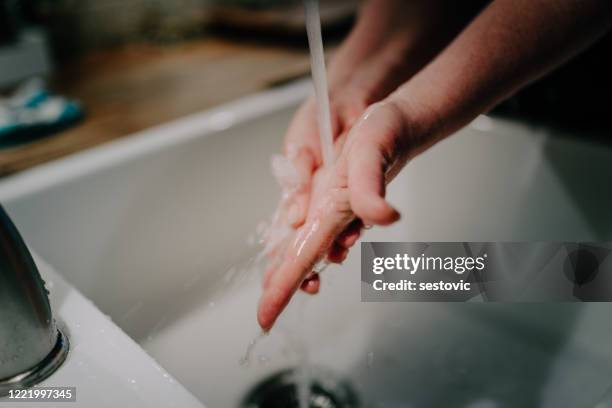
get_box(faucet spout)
[0,205,68,395]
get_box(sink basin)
[0,253,203,408]
[1,80,612,407]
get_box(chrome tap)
[0,205,68,395]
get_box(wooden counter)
[0,38,316,176]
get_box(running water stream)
[305,0,335,168]
[298,2,335,407]
[241,2,335,406]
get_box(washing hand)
[257,0,486,330]
[258,101,419,331]
[257,0,612,330]
[275,0,487,234]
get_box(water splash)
[239,331,268,367]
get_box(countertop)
[0,37,317,177]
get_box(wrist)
[386,85,444,160]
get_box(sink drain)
[241,367,359,408]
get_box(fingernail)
[287,203,299,225]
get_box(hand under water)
[256,0,486,331]
[258,102,412,331]
[256,0,612,330]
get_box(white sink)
[0,254,203,408]
[1,80,612,407]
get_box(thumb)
[345,103,404,226]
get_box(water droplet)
[240,331,268,367]
[224,267,238,283]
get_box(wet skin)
[257,0,612,331]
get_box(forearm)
[390,0,612,149]
[327,0,487,100]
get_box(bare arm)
[258,0,612,331]
[277,0,485,274]
[390,0,612,151]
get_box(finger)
[327,242,349,264]
[284,100,320,154]
[346,107,402,226]
[287,148,316,228]
[300,273,320,294]
[349,143,399,226]
[262,264,275,290]
[336,219,363,249]
[258,191,352,331]
[262,244,286,289]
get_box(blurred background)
[0,0,610,177]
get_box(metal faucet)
[0,205,68,395]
